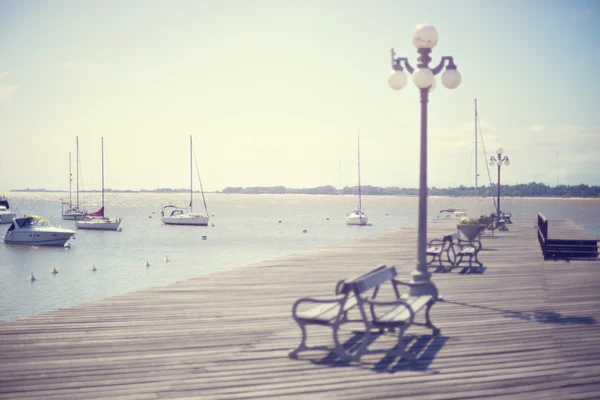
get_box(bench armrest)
[457,238,482,251]
[291,295,347,319]
[391,279,440,301]
[365,298,416,325]
[427,238,443,246]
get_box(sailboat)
[161,135,209,226]
[75,137,122,231]
[346,130,368,226]
[62,137,86,220]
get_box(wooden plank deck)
[1,218,600,400]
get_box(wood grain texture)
[1,217,599,399]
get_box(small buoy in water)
[302,229,308,233]
[32,246,39,250]
[211,223,215,227]
[90,264,97,271]
[145,261,150,267]
[28,273,36,281]
[164,256,169,263]
[202,235,207,240]
[149,216,152,218]
[326,217,330,220]
[51,266,58,274]
[278,220,282,223]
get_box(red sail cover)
[85,206,104,217]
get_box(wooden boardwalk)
[1,218,599,400]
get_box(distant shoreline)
[7,189,600,200]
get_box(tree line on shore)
[220,182,600,198]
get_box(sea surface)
[1,192,599,322]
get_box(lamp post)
[489,147,510,225]
[388,25,461,297]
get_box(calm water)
[1,192,599,322]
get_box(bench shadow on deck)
[312,332,450,373]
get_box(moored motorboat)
[4,215,75,246]
[0,196,17,224]
[439,208,467,218]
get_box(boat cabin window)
[16,218,33,228]
[170,209,184,216]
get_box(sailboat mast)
[474,98,478,190]
[357,130,362,212]
[76,137,80,209]
[68,152,72,208]
[190,135,193,212]
[101,137,105,209]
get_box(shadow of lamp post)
[388,25,461,296]
[489,147,510,228]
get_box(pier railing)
[537,212,598,261]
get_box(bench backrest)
[538,212,548,240]
[444,232,460,244]
[341,265,397,295]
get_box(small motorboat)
[439,208,467,219]
[4,215,75,246]
[0,196,17,224]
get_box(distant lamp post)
[389,24,461,297]
[489,147,510,222]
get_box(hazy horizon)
[1,1,599,193]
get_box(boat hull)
[76,218,122,231]
[346,212,369,226]
[62,212,86,221]
[4,231,74,246]
[0,212,17,224]
[161,215,209,226]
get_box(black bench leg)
[333,323,358,361]
[425,302,441,336]
[289,322,309,358]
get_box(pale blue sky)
[1,0,598,192]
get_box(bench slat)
[375,295,432,324]
[296,296,358,323]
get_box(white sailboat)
[62,137,85,220]
[161,135,209,226]
[76,137,122,231]
[346,130,368,226]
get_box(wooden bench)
[490,212,509,232]
[290,265,440,362]
[452,232,484,270]
[426,233,456,270]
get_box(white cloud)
[0,84,18,102]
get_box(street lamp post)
[489,147,510,228]
[388,25,461,297]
